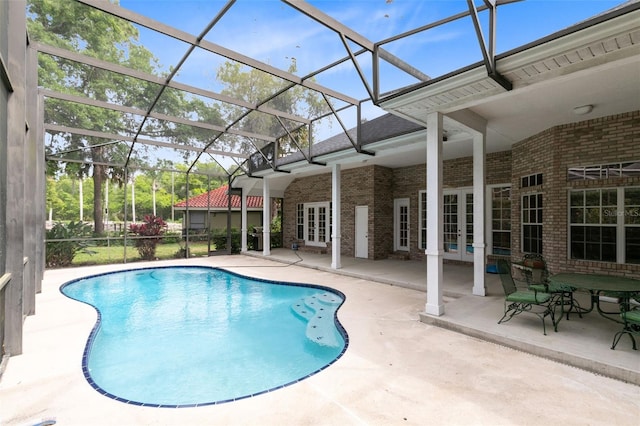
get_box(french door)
[304,202,329,247]
[443,189,474,261]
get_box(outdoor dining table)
[547,273,640,326]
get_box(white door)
[443,189,474,261]
[355,205,368,258]
[394,198,410,251]
[304,202,329,247]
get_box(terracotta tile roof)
[174,185,263,209]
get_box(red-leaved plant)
[129,215,168,260]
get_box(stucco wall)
[209,211,262,230]
[183,210,262,231]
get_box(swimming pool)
[60,266,348,407]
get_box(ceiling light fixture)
[573,104,594,115]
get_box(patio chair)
[497,259,556,335]
[611,299,640,350]
[523,254,583,321]
[519,253,549,285]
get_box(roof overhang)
[379,4,640,125]
[233,2,640,195]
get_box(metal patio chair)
[611,298,640,350]
[522,254,584,321]
[497,259,556,335]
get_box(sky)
[111,0,632,166]
[117,0,629,105]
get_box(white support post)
[425,112,445,316]
[262,178,271,256]
[445,110,489,297]
[331,163,342,269]
[472,131,487,296]
[241,190,248,253]
[79,179,84,221]
[5,0,27,355]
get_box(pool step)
[291,297,315,321]
[290,292,343,348]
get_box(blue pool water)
[60,266,347,407]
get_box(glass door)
[443,193,459,256]
[394,198,409,251]
[444,189,474,261]
[304,202,329,247]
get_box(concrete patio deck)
[0,253,638,426]
[254,249,640,385]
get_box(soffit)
[379,7,640,148]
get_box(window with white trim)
[625,187,640,264]
[420,189,510,255]
[568,161,640,181]
[491,186,511,255]
[522,193,543,254]
[419,190,427,250]
[570,187,640,264]
[394,198,409,251]
[296,203,304,240]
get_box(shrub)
[163,231,181,244]
[211,228,241,253]
[129,215,168,260]
[174,247,189,259]
[46,221,96,268]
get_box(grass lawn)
[72,241,213,266]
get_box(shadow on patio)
[246,248,639,386]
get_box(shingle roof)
[278,113,425,165]
[174,185,263,209]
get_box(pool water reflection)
[61,266,347,407]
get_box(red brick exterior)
[283,111,640,277]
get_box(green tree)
[46,177,64,221]
[170,163,225,203]
[216,59,328,159]
[28,0,223,234]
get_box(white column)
[331,163,342,269]
[241,190,248,253]
[131,177,136,223]
[152,179,157,216]
[472,131,487,296]
[79,179,84,221]
[262,178,271,256]
[425,112,445,316]
[105,179,109,230]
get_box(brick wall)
[281,111,640,277]
[372,166,395,259]
[512,110,640,278]
[341,166,374,258]
[392,164,424,260]
[391,150,512,260]
[283,165,391,259]
[283,173,331,249]
[284,151,512,261]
